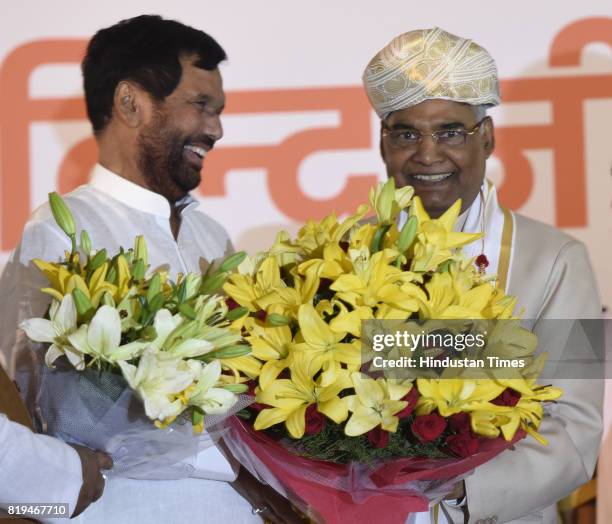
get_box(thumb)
[96,452,113,470]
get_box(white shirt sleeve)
[0,414,83,515]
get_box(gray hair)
[472,104,488,121]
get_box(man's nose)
[204,115,223,142]
[411,135,444,165]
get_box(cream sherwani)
[439,187,604,524]
[0,165,260,523]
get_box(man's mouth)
[410,172,454,183]
[184,144,208,160]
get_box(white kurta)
[0,164,260,523]
[0,414,82,520]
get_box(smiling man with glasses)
[363,27,603,524]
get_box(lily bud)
[134,235,149,266]
[80,230,92,255]
[49,192,76,238]
[398,215,418,253]
[72,288,94,320]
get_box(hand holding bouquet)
[20,193,253,477]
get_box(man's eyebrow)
[387,121,467,131]
[190,93,211,101]
[387,123,417,131]
[437,121,467,129]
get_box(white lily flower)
[118,349,196,422]
[187,360,237,415]
[20,294,83,369]
[151,309,215,359]
[67,305,148,365]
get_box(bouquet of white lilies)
[20,193,252,477]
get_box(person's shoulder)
[189,207,231,240]
[512,212,584,254]
[27,185,93,227]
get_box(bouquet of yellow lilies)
[221,179,562,523]
[20,193,252,477]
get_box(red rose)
[448,412,471,434]
[367,426,389,448]
[397,387,419,419]
[411,413,447,442]
[446,432,480,457]
[491,388,521,407]
[304,404,325,435]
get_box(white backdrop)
[1,1,612,518]
[1,1,611,309]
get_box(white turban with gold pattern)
[363,27,500,119]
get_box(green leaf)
[268,313,290,326]
[179,303,197,320]
[147,273,161,302]
[204,345,251,359]
[218,251,247,273]
[370,224,391,254]
[87,249,108,273]
[227,306,249,321]
[223,383,248,394]
[199,273,227,295]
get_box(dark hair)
[82,14,227,134]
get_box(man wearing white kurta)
[363,28,603,524]
[0,15,298,524]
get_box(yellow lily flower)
[223,256,282,312]
[289,303,361,386]
[254,355,351,438]
[419,272,495,319]
[415,378,505,417]
[344,373,412,435]
[295,204,369,257]
[297,243,351,301]
[369,178,414,225]
[245,324,293,389]
[410,197,482,272]
[331,247,425,313]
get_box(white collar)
[89,164,198,219]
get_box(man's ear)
[482,116,495,158]
[113,81,145,128]
[379,123,387,164]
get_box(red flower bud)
[397,387,419,419]
[304,404,325,435]
[448,412,471,434]
[491,388,521,407]
[411,413,447,442]
[367,426,390,448]
[225,297,240,310]
[475,254,489,269]
[446,432,480,457]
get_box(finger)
[96,452,113,470]
[92,473,105,502]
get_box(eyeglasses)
[382,117,488,150]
